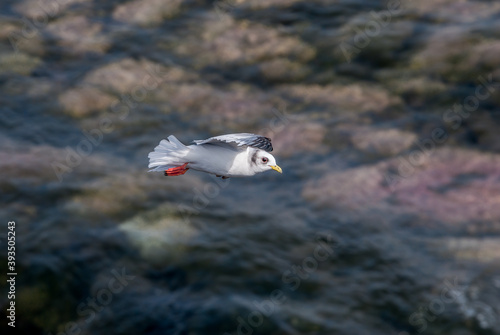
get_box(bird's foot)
[165,163,189,176]
[222,176,229,179]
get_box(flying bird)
[148,133,282,178]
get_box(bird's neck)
[227,148,257,176]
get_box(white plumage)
[148,133,282,178]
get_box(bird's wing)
[193,133,273,152]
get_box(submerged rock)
[429,237,500,263]
[151,81,278,129]
[46,15,109,55]
[405,0,500,23]
[58,86,115,117]
[119,204,198,266]
[12,0,89,19]
[259,58,311,83]
[303,147,500,230]
[267,120,326,157]
[0,140,68,186]
[82,58,170,95]
[0,52,42,76]
[410,25,500,83]
[350,127,417,156]
[277,83,401,115]
[64,169,201,219]
[112,0,184,27]
[173,16,315,69]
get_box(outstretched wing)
[193,133,273,152]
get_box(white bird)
[148,133,282,178]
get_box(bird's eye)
[262,157,269,163]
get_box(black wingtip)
[251,136,273,152]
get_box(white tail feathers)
[148,135,190,172]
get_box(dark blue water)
[1,0,500,334]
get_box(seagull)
[148,133,282,178]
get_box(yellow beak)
[271,165,283,174]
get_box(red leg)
[164,163,189,176]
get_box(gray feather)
[193,133,273,152]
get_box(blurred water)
[1,0,500,334]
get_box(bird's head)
[248,148,282,174]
